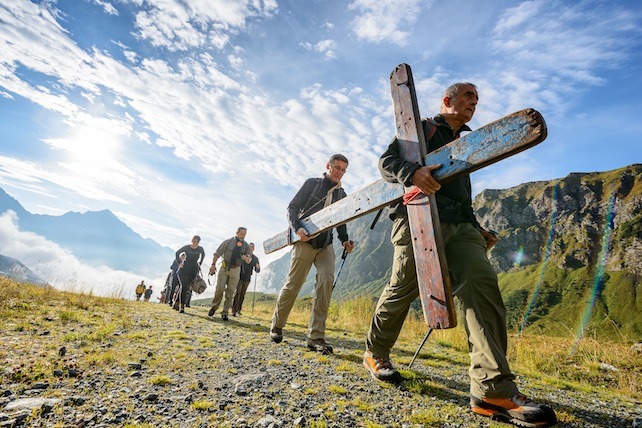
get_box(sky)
[0,0,641,298]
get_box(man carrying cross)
[364,82,557,427]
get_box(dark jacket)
[175,245,205,268]
[240,255,260,281]
[379,114,482,229]
[287,174,349,249]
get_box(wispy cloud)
[348,0,429,45]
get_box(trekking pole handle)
[341,240,354,259]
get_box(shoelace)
[373,356,393,370]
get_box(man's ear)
[443,96,452,107]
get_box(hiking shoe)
[179,305,185,314]
[470,393,557,427]
[221,314,229,321]
[208,307,215,317]
[270,327,283,343]
[363,351,401,383]
[307,338,333,355]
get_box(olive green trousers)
[366,216,518,398]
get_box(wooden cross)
[263,63,547,330]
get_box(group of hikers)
[134,280,153,302]
[144,82,557,427]
[163,232,261,318]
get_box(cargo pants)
[271,241,335,340]
[366,215,518,399]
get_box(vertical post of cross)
[389,63,456,329]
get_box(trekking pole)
[251,273,257,314]
[332,240,353,290]
[408,328,434,369]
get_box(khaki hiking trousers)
[211,266,241,316]
[272,241,335,340]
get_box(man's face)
[447,84,478,123]
[326,160,348,183]
[237,229,247,240]
[249,243,255,253]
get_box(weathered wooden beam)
[263,108,546,254]
[390,63,455,329]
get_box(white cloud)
[348,0,429,45]
[128,0,277,51]
[300,39,337,60]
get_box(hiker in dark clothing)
[269,154,355,354]
[174,235,205,313]
[232,242,260,316]
[165,260,180,307]
[144,285,153,302]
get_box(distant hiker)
[135,280,146,301]
[364,83,557,427]
[269,154,355,354]
[166,257,182,307]
[144,285,153,302]
[232,242,260,317]
[174,236,205,313]
[208,227,251,321]
[158,289,166,304]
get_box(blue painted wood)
[262,107,546,255]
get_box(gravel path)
[1,302,640,428]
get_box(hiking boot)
[270,327,283,343]
[470,393,558,427]
[221,314,229,321]
[208,306,216,317]
[363,350,401,383]
[307,338,333,355]
[179,304,185,314]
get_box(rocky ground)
[1,298,641,428]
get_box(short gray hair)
[443,82,477,100]
[328,153,349,165]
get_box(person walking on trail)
[135,280,146,301]
[143,285,153,302]
[232,242,260,317]
[364,83,557,427]
[174,235,205,313]
[166,257,182,307]
[208,227,251,321]
[269,154,355,354]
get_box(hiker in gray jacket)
[208,227,251,321]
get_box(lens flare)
[570,187,616,352]
[517,184,557,335]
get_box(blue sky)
[0,0,641,296]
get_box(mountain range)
[0,188,174,278]
[261,164,642,340]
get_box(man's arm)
[287,178,317,241]
[379,136,441,195]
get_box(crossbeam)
[263,108,546,254]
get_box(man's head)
[440,82,478,127]
[326,153,349,183]
[236,227,247,240]
[249,242,255,253]
[192,235,201,245]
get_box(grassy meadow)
[1,277,640,427]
